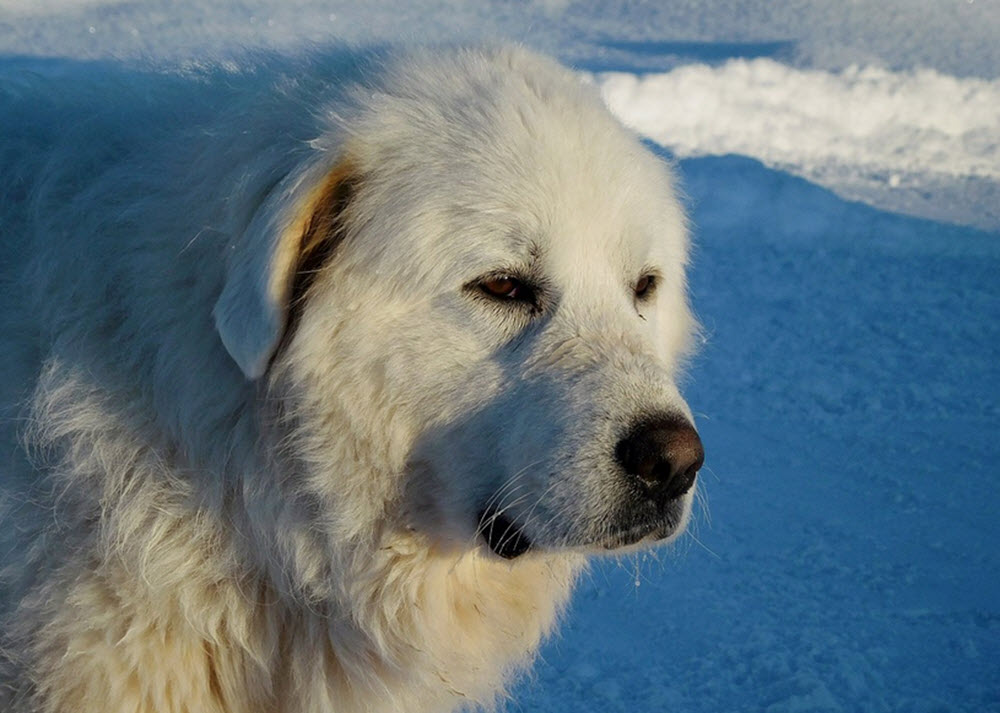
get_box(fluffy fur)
[0,46,697,712]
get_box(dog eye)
[634,274,657,300]
[479,275,534,303]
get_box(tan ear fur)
[213,157,357,379]
[285,160,356,326]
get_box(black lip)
[600,518,676,550]
[478,508,532,559]
[596,495,688,550]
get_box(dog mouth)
[476,491,690,559]
[596,495,689,550]
[478,507,532,559]
[599,518,677,550]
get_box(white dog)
[0,46,703,713]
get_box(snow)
[2,2,998,712]
[597,62,1000,231]
[3,1,1000,79]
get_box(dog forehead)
[312,46,689,310]
[342,49,685,280]
[445,152,685,294]
[343,156,681,296]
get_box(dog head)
[214,47,702,562]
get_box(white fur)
[0,46,696,713]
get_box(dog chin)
[477,500,691,560]
[597,518,687,553]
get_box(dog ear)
[213,159,356,380]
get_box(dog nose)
[615,417,704,502]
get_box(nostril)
[615,438,659,486]
[615,416,704,501]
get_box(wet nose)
[615,416,704,502]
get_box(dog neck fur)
[10,352,579,713]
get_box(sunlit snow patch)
[596,59,1000,231]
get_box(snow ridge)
[598,59,1000,230]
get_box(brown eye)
[635,274,656,300]
[481,276,523,300]
[469,272,540,310]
